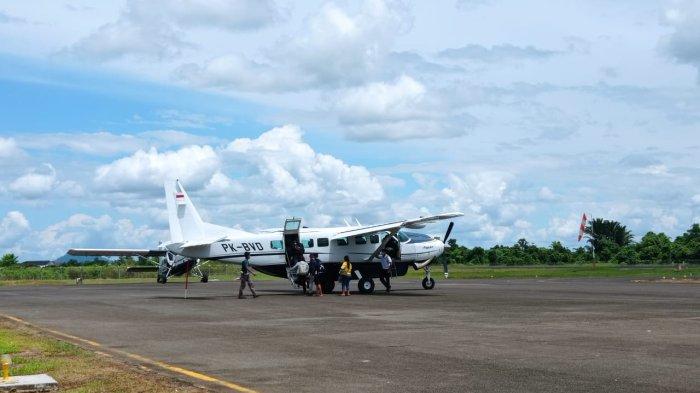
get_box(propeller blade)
[443,222,454,243]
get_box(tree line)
[2,220,699,267]
[440,220,700,266]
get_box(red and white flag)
[577,213,587,242]
[175,192,185,205]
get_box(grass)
[0,271,280,287]
[1,264,698,287]
[405,263,700,280]
[0,320,203,392]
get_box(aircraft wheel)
[358,277,375,294]
[200,273,209,283]
[158,276,167,284]
[422,277,435,290]
[323,279,335,294]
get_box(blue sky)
[1,0,699,260]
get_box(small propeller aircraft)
[69,180,462,294]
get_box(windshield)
[400,231,434,243]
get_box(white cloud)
[223,125,384,211]
[547,214,581,240]
[334,75,471,140]
[9,164,58,199]
[64,19,189,61]
[16,131,217,156]
[0,211,30,248]
[36,213,166,258]
[661,1,700,77]
[336,75,427,124]
[62,0,280,62]
[94,145,220,193]
[692,194,700,205]
[178,0,410,92]
[0,137,24,159]
[538,186,556,201]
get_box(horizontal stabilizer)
[68,249,166,257]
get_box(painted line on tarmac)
[0,313,259,393]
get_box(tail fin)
[165,180,206,243]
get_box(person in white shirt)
[379,250,393,293]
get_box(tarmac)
[1,278,699,392]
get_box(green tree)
[1,253,19,267]
[612,245,640,265]
[673,223,700,262]
[584,218,634,259]
[636,232,672,263]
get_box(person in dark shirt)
[308,253,324,296]
[238,251,258,299]
[292,240,305,264]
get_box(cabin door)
[283,218,301,265]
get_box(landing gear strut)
[422,266,435,290]
[358,277,375,294]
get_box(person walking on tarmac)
[238,251,258,299]
[379,249,393,293]
[339,255,352,296]
[308,253,324,296]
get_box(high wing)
[330,212,463,240]
[67,249,167,257]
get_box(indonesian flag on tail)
[175,192,185,205]
[577,213,587,242]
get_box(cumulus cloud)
[94,145,220,193]
[223,125,384,211]
[178,0,410,92]
[9,164,58,199]
[36,213,166,258]
[0,137,24,159]
[0,211,30,248]
[63,0,280,61]
[661,1,700,77]
[333,75,472,140]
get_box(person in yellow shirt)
[339,255,352,296]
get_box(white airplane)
[69,180,463,294]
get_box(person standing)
[339,255,352,296]
[379,250,393,293]
[309,253,324,296]
[238,251,258,299]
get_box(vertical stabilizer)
[165,180,206,243]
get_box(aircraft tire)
[158,276,167,284]
[200,274,209,283]
[422,277,435,290]
[323,279,335,294]
[358,277,375,294]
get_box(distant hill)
[51,254,113,265]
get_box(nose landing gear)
[421,266,435,290]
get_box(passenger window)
[336,238,348,246]
[369,234,379,244]
[354,236,367,245]
[301,238,314,248]
[270,240,283,250]
[317,238,329,247]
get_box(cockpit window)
[397,231,410,242]
[399,231,434,243]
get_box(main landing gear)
[422,266,435,290]
[358,277,375,294]
[322,279,335,294]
